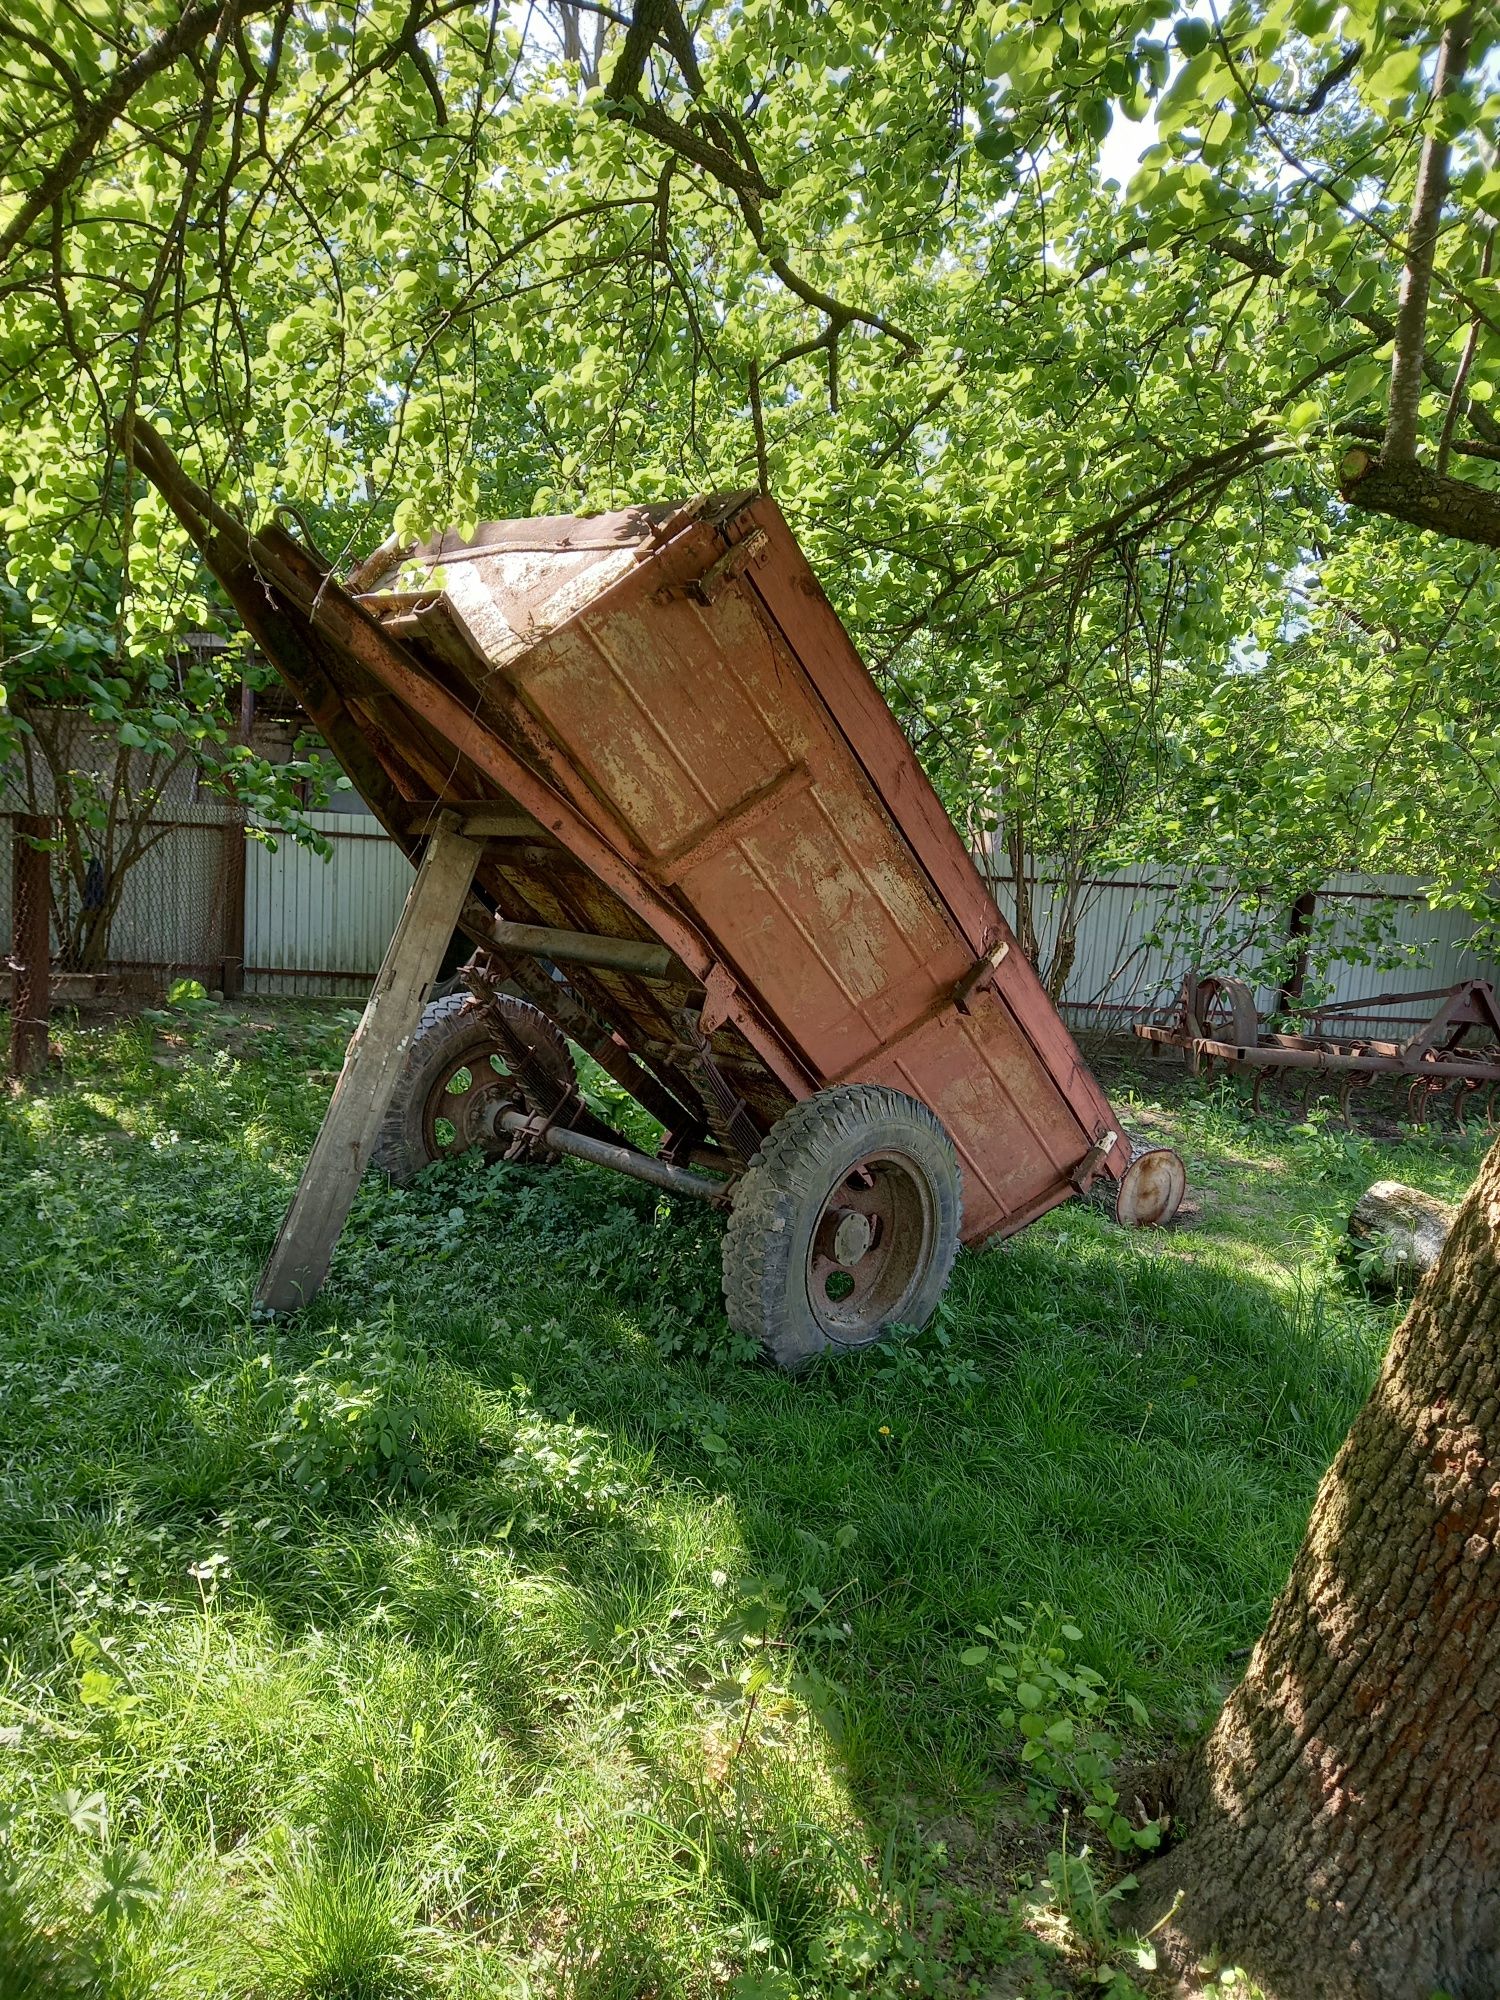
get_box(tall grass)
[0,1006,1483,1996]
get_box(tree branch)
[0,2,273,269]
[1339,446,1500,549]
[1385,7,1473,464]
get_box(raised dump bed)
[138,423,1184,1369]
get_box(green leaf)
[90,1848,160,1926]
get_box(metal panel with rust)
[347,496,1125,1243]
[133,415,1127,1248]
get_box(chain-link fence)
[7,815,51,1074]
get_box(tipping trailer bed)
[138,423,1183,1368]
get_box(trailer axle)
[495,1108,732,1203]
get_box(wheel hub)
[418,998,575,1163]
[831,1208,877,1266]
[420,1050,524,1161]
[806,1151,937,1343]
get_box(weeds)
[962,1607,1160,1853]
[1022,1821,1156,1997]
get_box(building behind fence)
[4,793,1496,1030]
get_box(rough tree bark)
[1136,1136,1500,1998]
[1339,447,1500,549]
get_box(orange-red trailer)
[138,425,1183,1367]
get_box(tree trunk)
[1348,1179,1457,1287]
[1136,1136,1500,1998]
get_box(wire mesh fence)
[8,815,51,1074]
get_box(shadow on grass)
[8,1137,1384,1786]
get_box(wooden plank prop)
[255,815,481,1313]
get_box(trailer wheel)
[723,1084,962,1371]
[373,991,574,1184]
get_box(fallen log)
[1347,1179,1457,1286]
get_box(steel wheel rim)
[420,1044,520,1159]
[805,1149,938,1345]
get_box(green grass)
[0,1003,1485,1998]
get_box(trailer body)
[134,420,1180,1356]
[358,495,1130,1238]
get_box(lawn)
[0,1001,1486,1999]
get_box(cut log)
[1346,1178,1457,1285]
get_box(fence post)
[219,678,255,999]
[9,814,53,1079]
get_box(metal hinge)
[657,527,770,606]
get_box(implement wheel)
[1193,975,1258,1052]
[373,992,574,1184]
[722,1084,962,1372]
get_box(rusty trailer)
[138,423,1183,1369]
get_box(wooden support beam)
[405,804,546,840]
[255,815,482,1314]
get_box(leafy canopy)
[1,0,1497,960]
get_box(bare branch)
[1385,8,1473,464]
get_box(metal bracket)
[700,962,739,1036]
[1070,1127,1121,1192]
[657,527,770,606]
[953,934,1011,1014]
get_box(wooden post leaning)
[255,813,481,1313]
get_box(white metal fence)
[241,822,1497,1032]
[245,811,413,997]
[984,864,1497,1034]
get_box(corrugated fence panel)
[7,791,1496,1023]
[245,813,410,997]
[987,864,1498,1033]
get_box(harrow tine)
[1451,1078,1483,1135]
[1337,1071,1360,1131]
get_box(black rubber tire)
[372,991,574,1184]
[722,1083,962,1372]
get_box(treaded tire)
[722,1083,962,1372]
[372,992,573,1184]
